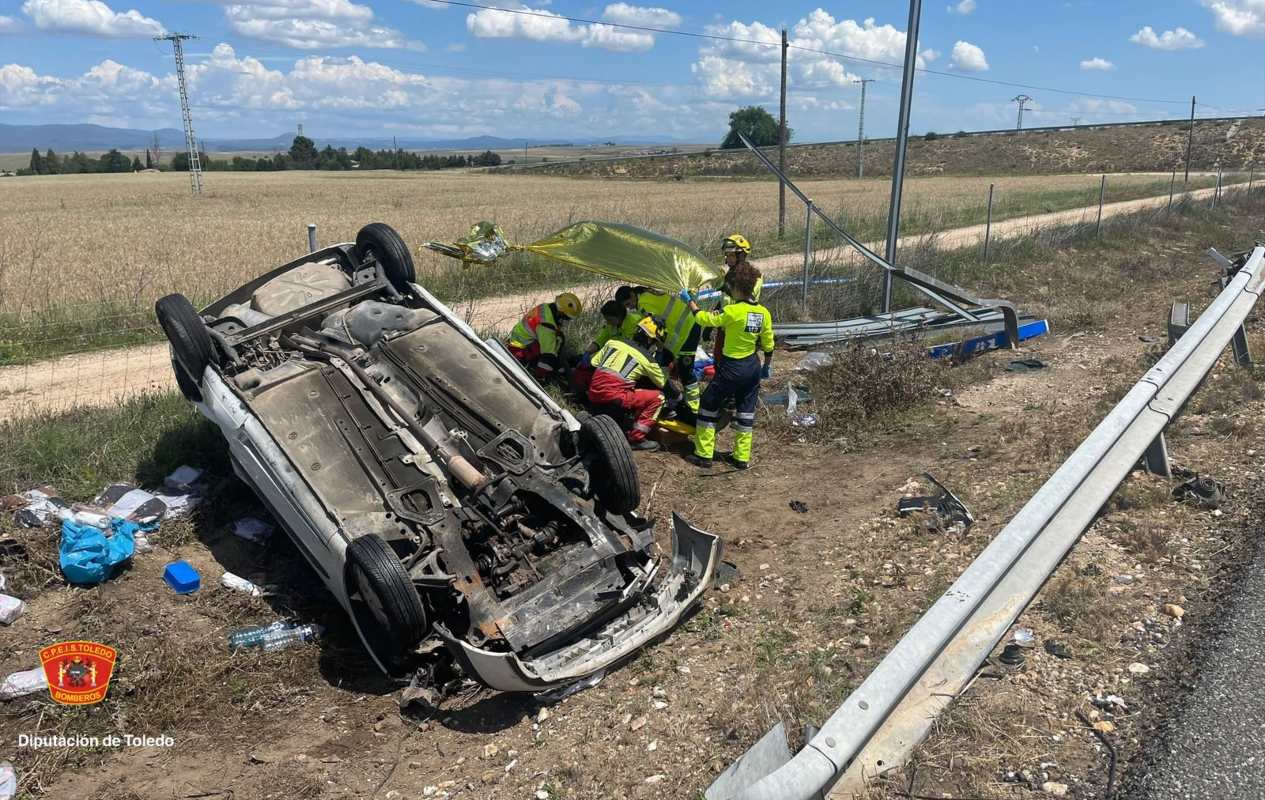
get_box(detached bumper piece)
[439,513,721,693]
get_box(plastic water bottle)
[228,621,322,651]
[260,623,323,652]
[220,572,263,597]
[228,621,289,650]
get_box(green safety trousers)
[694,353,760,464]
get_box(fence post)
[983,183,994,264]
[307,223,318,252]
[1213,169,1221,209]
[802,199,814,312]
[1249,167,1255,194]
[1095,174,1106,236]
[1167,171,1175,211]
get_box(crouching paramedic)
[572,297,642,394]
[638,287,703,416]
[587,318,678,452]
[682,263,773,470]
[508,292,582,381]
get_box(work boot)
[631,440,660,452]
[726,455,751,470]
[686,454,713,468]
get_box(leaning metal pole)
[881,0,922,313]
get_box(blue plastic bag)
[59,517,137,585]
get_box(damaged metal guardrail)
[706,244,1265,800]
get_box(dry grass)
[0,169,1217,325]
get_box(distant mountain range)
[0,122,684,154]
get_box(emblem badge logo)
[39,641,117,705]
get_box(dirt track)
[0,183,1227,419]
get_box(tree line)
[14,135,503,176]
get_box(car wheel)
[355,222,416,294]
[580,414,640,513]
[346,534,429,671]
[155,293,214,402]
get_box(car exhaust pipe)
[287,334,487,490]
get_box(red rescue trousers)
[587,370,664,444]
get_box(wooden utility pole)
[1184,95,1195,183]
[778,28,788,238]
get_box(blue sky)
[0,0,1261,143]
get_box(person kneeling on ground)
[571,298,641,394]
[586,317,679,451]
[681,263,773,470]
[508,291,582,382]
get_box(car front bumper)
[436,513,722,693]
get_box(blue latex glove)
[760,362,772,379]
[678,288,693,302]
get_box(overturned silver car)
[156,222,720,691]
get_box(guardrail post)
[1232,324,1253,367]
[1167,171,1176,211]
[802,199,814,312]
[1168,301,1190,346]
[1095,174,1106,235]
[1141,433,1172,477]
[983,183,994,264]
[307,223,318,252]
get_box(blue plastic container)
[163,560,201,594]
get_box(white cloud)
[0,15,21,32]
[601,3,681,28]
[1079,56,1114,71]
[220,0,417,49]
[466,4,655,52]
[1129,25,1205,50]
[947,0,976,15]
[793,11,935,68]
[20,0,165,37]
[1201,0,1265,37]
[949,40,988,71]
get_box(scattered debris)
[1092,693,1128,711]
[59,517,137,586]
[795,352,834,372]
[1127,662,1151,675]
[1044,640,1073,659]
[788,500,809,514]
[1011,628,1036,647]
[164,465,204,493]
[228,621,322,651]
[1162,603,1185,619]
[791,413,818,427]
[1041,780,1069,796]
[761,385,812,407]
[163,560,201,594]
[232,517,275,545]
[1173,473,1224,509]
[221,571,264,597]
[0,667,46,701]
[1093,720,1117,733]
[537,669,605,704]
[897,472,975,532]
[1006,357,1049,372]
[0,594,25,625]
[999,643,1028,667]
[11,488,69,528]
[94,484,167,526]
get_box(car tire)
[155,293,214,402]
[355,223,416,294]
[346,534,429,671]
[580,414,640,513]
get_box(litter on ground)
[232,517,274,544]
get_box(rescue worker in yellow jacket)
[713,234,763,365]
[572,296,644,395]
[508,292,581,381]
[637,286,703,416]
[587,317,679,451]
[682,263,773,470]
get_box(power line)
[423,0,1192,106]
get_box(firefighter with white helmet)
[508,291,582,382]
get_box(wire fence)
[0,171,1256,421]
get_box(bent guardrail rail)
[707,244,1265,800]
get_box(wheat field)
[0,168,1216,324]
